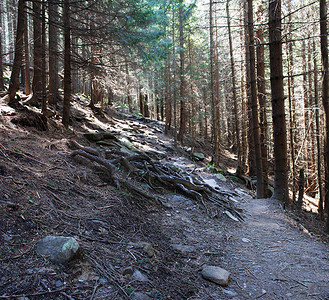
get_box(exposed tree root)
[69,140,243,221]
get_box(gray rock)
[192,152,205,161]
[201,265,230,286]
[171,244,195,255]
[36,236,80,264]
[132,270,148,282]
[223,288,238,297]
[129,242,154,257]
[171,195,193,205]
[130,292,152,300]
[215,173,227,182]
[55,280,63,288]
[17,298,30,300]
[143,243,155,258]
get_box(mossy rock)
[228,175,245,185]
[192,152,205,161]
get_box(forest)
[1,0,328,228]
[0,0,329,298]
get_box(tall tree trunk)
[239,2,247,172]
[313,40,324,217]
[227,0,242,176]
[319,0,329,232]
[210,0,220,164]
[23,3,30,95]
[0,5,5,91]
[125,57,132,113]
[177,1,186,146]
[30,0,42,104]
[302,40,310,189]
[256,2,269,197]
[243,0,255,176]
[248,0,264,198]
[307,40,316,196]
[287,0,296,203]
[62,0,71,127]
[7,0,25,104]
[48,0,59,105]
[269,0,289,205]
[41,0,46,114]
[164,55,172,134]
[203,86,208,141]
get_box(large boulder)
[36,236,80,264]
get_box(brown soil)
[0,98,328,300]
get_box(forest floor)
[0,97,328,300]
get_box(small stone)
[130,292,152,300]
[36,236,80,264]
[129,241,154,257]
[132,270,148,282]
[17,297,30,300]
[122,267,134,276]
[242,238,251,243]
[223,288,238,297]
[98,278,107,285]
[55,280,63,288]
[171,244,195,255]
[143,244,155,258]
[201,265,230,286]
[192,152,205,161]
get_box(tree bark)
[48,0,60,105]
[125,57,133,113]
[243,0,255,176]
[313,41,324,217]
[164,54,172,134]
[286,0,296,203]
[30,0,43,104]
[269,0,289,205]
[7,0,25,103]
[319,0,329,232]
[227,0,241,176]
[62,0,71,127]
[256,2,269,197]
[0,4,5,91]
[210,0,220,164]
[41,0,46,114]
[248,0,264,198]
[177,1,186,146]
[23,3,30,95]
[296,168,305,213]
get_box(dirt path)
[223,196,329,299]
[159,170,329,299]
[140,119,329,300]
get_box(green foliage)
[126,287,135,295]
[46,182,56,188]
[14,148,22,154]
[206,163,224,174]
